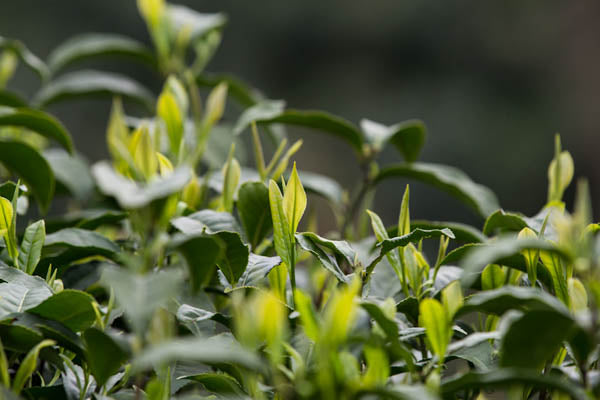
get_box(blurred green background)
[2,0,599,228]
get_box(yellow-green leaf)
[220,145,240,213]
[157,90,183,156]
[0,196,12,238]
[156,152,173,176]
[205,82,228,126]
[282,162,306,235]
[12,339,55,394]
[441,280,463,320]
[294,289,320,342]
[419,298,450,363]
[132,125,157,180]
[269,180,292,267]
[518,227,538,285]
[137,0,165,29]
[398,184,410,236]
[568,277,587,312]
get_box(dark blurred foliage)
[3,0,600,229]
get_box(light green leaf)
[283,163,306,235]
[269,180,293,267]
[220,145,240,213]
[47,33,155,74]
[540,249,570,306]
[374,162,500,218]
[18,220,45,275]
[419,298,450,362]
[441,280,463,320]
[157,90,184,156]
[481,264,506,290]
[12,339,55,394]
[0,36,48,81]
[294,289,320,342]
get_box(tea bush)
[0,1,598,399]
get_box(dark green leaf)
[360,118,426,162]
[234,100,364,155]
[0,106,73,152]
[42,228,120,265]
[237,254,282,287]
[27,289,95,331]
[196,73,263,107]
[169,233,225,291]
[179,372,243,395]
[500,309,574,369]
[43,149,94,200]
[35,70,154,110]
[83,327,129,387]
[184,209,244,237]
[483,209,529,236]
[0,37,48,81]
[408,220,486,243]
[296,233,349,283]
[177,304,231,331]
[374,163,500,218]
[0,139,54,213]
[0,90,27,107]
[18,220,45,275]
[441,368,588,400]
[458,286,569,317]
[48,33,155,74]
[237,181,271,249]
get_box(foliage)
[0,2,598,399]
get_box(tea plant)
[0,1,598,399]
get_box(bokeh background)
[3,0,600,229]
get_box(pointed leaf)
[18,220,45,275]
[360,118,425,162]
[237,181,271,249]
[27,290,96,332]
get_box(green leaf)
[0,196,13,239]
[237,181,272,249]
[0,106,73,153]
[297,232,356,266]
[157,91,184,156]
[177,304,232,331]
[220,146,240,213]
[131,334,263,373]
[540,250,570,306]
[92,161,191,209]
[447,332,498,371]
[0,37,48,81]
[483,209,530,235]
[419,298,450,362]
[180,372,244,395]
[18,220,45,275]
[500,309,574,370]
[169,233,225,291]
[42,228,120,264]
[441,368,588,400]
[180,209,244,236]
[47,33,155,74]
[45,208,126,232]
[0,90,27,107]
[374,162,500,218]
[481,264,506,290]
[295,233,349,283]
[35,70,154,111]
[283,163,307,235]
[0,139,54,213]
[100,265,183,333]
[360,302,399,339]
[458,286,569,317]
[43,149,95,201]
[83,328,129,387]
[269,180,293,267]
[12,339,55,394]
[408,220,486,243]
[27,290,96,331]
[235,100,364,155]
[459,237,568,288]
[0,265,53,318]
[232,254,281,288]
[360,118,426,162]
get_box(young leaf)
[360,118,426,162]
[83,328,129,387]
[0,196,17,263]
[294,289,320,342]
[419,298,450,363]
[547,135,574,203]
[540,250,570,306]
[157,90,184,157]
[481,264,506,290]
[12,339,55,394]
[283,163,307,235]
[398,185,410,236]
[220,145,241,213]
[18,220,45,275]
[269,180,292,267]
[441,280,463,320]
[137,0,165,29]
[204,82,228,127]
[131,124,157,180]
